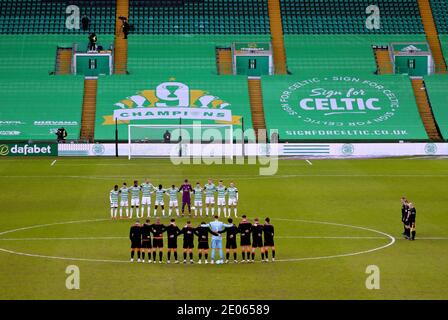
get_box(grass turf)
[0,157,447,300]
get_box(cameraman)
[56,127,68,143]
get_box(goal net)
[127,124,237,159]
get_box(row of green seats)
[425,75,448,140]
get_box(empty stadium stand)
[430,0,448,33]
[284,35,427,75]
[280,0,425,34]
[129,0,270,34]
[0,0,116,34]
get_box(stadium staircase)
[267,0,287,74]
[374,47,393,74]
[248,78,267,140]
[216,47,233,75]
[114,0,129,74]
[80,78,98,142]
[417,0,447,73]
[411,78,443,141]
[55,47,73,75]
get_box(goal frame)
[127,124,235,159]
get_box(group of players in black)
[401,197,417,240]
[129,215,276,264]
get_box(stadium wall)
[56,142,448,157]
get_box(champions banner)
[262,75,429,140]
[113,107,232,122]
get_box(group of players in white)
[109,179,239,219]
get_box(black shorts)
[131,240,141,249]
[183,241,194,249]
[153,238,163,248]
[252,238,263,248]
[168,238,178,249]
[226,239,237,249]
[198,241,209,250]
[141,240,152,249]
[264,239,274,247]
[240,237,251,247]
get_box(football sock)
[189,252,193,260]
[265,251,269,259]
[131,250,134,258]
[110,209,114,218]
[199,253,202,260]
[411,231,416,240]
[152,251,156,260]
[226,252,230,260]
[159,251,163,261]
[212,207,215,215]
[223,208,227,217]
[242,252,245,260]
[174,252,178,260]
[167,251,171,260]
[233,252,237,260]
[176,209,179,216]
[234,208,237,216]
[261,252,265,260]
[206,207,209,215]
[218,207,221,216]
[142,252,145,260]
[168,208,172,216]
[272,250,276,258]
[205,253,208,260]
[183,252,187,260]
[252,252,255,260]
[137,251,141,259]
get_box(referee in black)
[263,217,275,262]
[129,220,142,262]
[407,203,417,240]
[401,197,409,236]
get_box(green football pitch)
[0,157,447,300]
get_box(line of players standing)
[129,215,275,264]
[401,197,417,240]
[109,179,239,219]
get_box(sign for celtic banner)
[262,75,428,140]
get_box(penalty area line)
[306,160,313,165]
[50,160,57,166]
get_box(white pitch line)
[0,217,396,264]
[306,160,313,165]
[0,235,389,241]
[50,160,57,166]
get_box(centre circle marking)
[0,218,395,264]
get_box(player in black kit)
[129,220,142,262]
[219,218,239,263]
[238,215,252,263]
[251,218,264,263]
[165,219,181,263]
[141,219,153,263]
[194,222,218,264]
[180,221,196,264]
[263,217,275,262]
[151,217,166,263]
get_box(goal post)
[127,123,238,159]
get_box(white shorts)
[131,198,140,206]
[120,200,129,207]
[194,200,202,207]
[228,199,237,206]
[217,198,226,206]
[169,200,178,207]
[155,200,164,206]
[110,202,118,208]
[141,197,151,205]
[205,196,215,204]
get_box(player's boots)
[205,260,209,264]
[130,258,134,262]
[198,260,202,264]
[225,260,229,264]
[175,260,179,264]
[190,259,194,264]
[183,260,187,264]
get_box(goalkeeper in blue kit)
[201,215,232,264]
